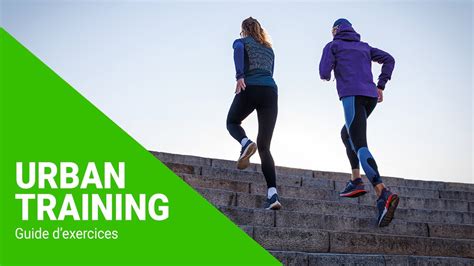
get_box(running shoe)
[339,178,368,198]
[377,189,400,227]
[237,139,257,170]
[263,194,282,210]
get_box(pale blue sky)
[1,0,472,183]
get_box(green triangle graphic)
[0,28,279,265]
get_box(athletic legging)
[226,85,278,188]
[340,95,383,186]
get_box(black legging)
[340,96,383,186]
[226,85,278,188]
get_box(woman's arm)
[233,39,245,80]
[319,42,335,81]
[370,47,395,90]
[233,39,246,93]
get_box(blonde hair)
[240,17,272,48]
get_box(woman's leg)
[341,96,379,181]
[253,87,279,210]
[226,92,255,143]
[255,92,278,189]
[342,96,383,188]
[340,126,360,179]
[361,101,387,196]
[342,96,398,226]
[226,89,258,170]
[339,124,367,197]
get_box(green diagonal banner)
[0,28,279,265]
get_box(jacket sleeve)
[233,39,245,80]
[370,47,395,90]
[319,42,335,81]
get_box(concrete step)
[270,251,474,266]
[440,189,474,201]
[358,193,469,212]
[219,206,474,240]
[181,173,357,204]
[153,151,474,262]
[153,151,474,193]
[335,179,474,201]
[242,226,474,258]
[197,188,473,225]
[167,162,474,208]
[180,173,472,214]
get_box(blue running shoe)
[264,194,282,210]
[339,178,368,198]
[377,189,400,227]
[237,139,257,170]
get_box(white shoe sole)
[378,194,399,227]
[265,201,282,210]
[237,142,257,170]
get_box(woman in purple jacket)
[319,18,398,227]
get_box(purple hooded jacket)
[319,24,395,99]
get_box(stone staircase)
[151,151,474,265]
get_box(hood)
[334,24,360,42]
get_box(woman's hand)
[235,78,246,94]
[377,88,384,103]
